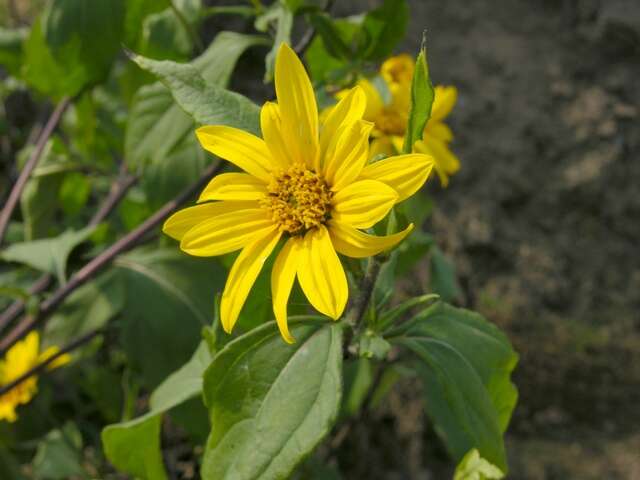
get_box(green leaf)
[102,414,168,480]
[126,31,268,167]
[123,0,170,48]
[44,270,124,347]
[58,171,91,216]
[1,226,95,283]
[409,303,519,432]
[138,7,193,61]
[23,0,125,98]
[398,336,507,471]
[393,303,519,472]
[0,27,28,77]
[32,423,86,480]
[430,246,461,302]
[342,357,373,416]
[305,18,360,83]
[102,340,212,479]
[358,0,408,61]
[130,51,261,135]
[263,3,294,82]
[402,41,435,153]
[308,14,352,61]
[115,247,225,387]
[454,449,504,480]
[201,320,343,480]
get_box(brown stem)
[0,161,223,356]
[0,97,71,247]
[0,328,102,396]
[0,169,138,333]
[346,257,382,329]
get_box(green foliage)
[31,423,86,479]
[24,0,125,98]
[1,226,94,283]
[130,51,261,135]
[358,0,409,61]
[201,320,343,480]
[102,415,167,480]
[403,40,435,153]
[454,449,505,480]
[392,302,518,472]
[0,27,27,77]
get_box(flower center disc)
[261,165,333,236]
[376,108,406,136]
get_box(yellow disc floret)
[261,164,333,235]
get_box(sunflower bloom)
[163,44,434,343]
[337,54,460,186]
[0,332,70,422]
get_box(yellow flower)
[0,332,70,422]
[163,44,434,343]
[338,54,460,186]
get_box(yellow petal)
[198,173,267,202]
[320,85,366,165]
[180,208,274,256]
[329,220,414,258]
[357,78,384,121]
[39,346,71,370]
[359,154,434,202]
[196,126,274,182]
[220,227,281,333]
[275,43,319,170]
[324,120,373,190]
[163,201,258,241]
[380,54,415,86]
[297,226,347,319]
[430,85,458,122]
[415,138,460,187]
[331,179,398,229]
[260,101,292,168]
[271,237,303,343]
[424,120,453,143]
[369,136,395,159]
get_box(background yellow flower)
[0,332,70,422]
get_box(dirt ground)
[330,0,640,478]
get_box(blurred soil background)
[333,0,640,478]
[2,0,639,478]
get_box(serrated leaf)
[402,43,435,153]
[1,226,95,284]
[130,51,261,135]
[126,31,268,167]
[201,320,343,480]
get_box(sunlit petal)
[275,43,319,169]
[320,86,366,165]
[260,101,292,168]
[220,227,281,333]
[163,201,258,241]
[297,226,347,319]
[180,208,275,256]
[430,85,458,122]
[329,220,414,258]
[196,126,274,181]
[324,120,373,190]
[414,139,460,187]
[271,237,303,343]
[198,173,268,202]
[331,179,398,229]
[359,153,434,202]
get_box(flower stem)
[346,257,382,331]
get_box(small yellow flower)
[0,332,70,422]
[163,44,434,343]
[337,54,460,186]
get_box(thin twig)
[0,168,138,333]
[0,328,102,396]
[346,257,382,329]
[0,97,71,247]
[0,161,224,356]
